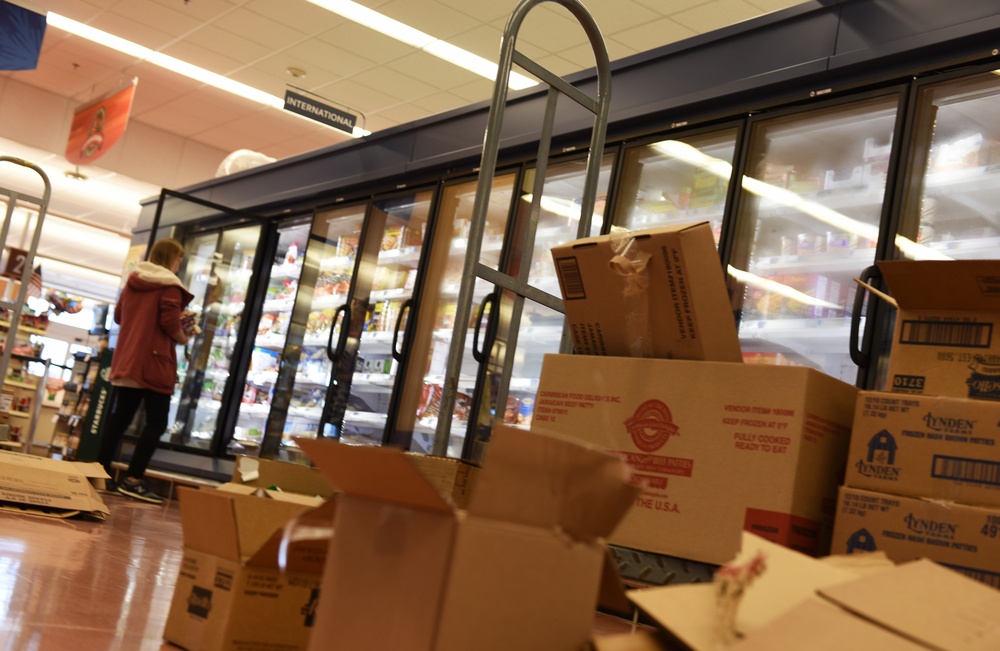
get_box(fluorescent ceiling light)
[45,13,370,139]
[305,0,538,91]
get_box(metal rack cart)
[433,0,612,456]
[0,157,52,448]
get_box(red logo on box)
[624,399,679,452]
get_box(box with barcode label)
[845,390,1000,508]
[831,485,1000,590]
[878,260,1000,401]
[550,222,741,362]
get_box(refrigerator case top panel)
[166,224,263,453]
[729,95,902,384]
[393,174,517,458]
[897,70,1000,262]
[230,220,311,457]
[259,204,366,460]
[614,128,739,243]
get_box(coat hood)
[127,261,194,303]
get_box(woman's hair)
[148,238,185,269]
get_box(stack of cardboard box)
[830,260,1000,588]
[541,223,859,565]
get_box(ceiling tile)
[437,0,514,24]
[374,0,480,39]
[384,51,480,95]
[104,0,205,40]
[182,25,276,73]
[610,17,698,54]
[215,7,310,51]
[81,11,177,51]
[315,22,415,65]
[242,0,342,34]
[409,90,471,116]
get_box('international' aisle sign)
[284,90,357,134]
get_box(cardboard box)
[163,468,337,651]
[0,449,109,519]
[532,354,857,564]
[297,426,638,651]
[830,485,1000,589]
[228,455,335,501]
[879,259,1000,401]
[550,222,742,362]
[845,391,1000,507]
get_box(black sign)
[283,90,357,134]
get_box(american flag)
[27,266,42,299]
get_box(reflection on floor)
[0,492,638,650]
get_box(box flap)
[177,486,241,561]
[295,437,451,513]
[232,455,335,497]
[591,631,671,651]
[468,425,639,541]
[246,497,337,574]
[819,559,1000,651]
[879,260,1000,311]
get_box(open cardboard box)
[876,260,1000,401]
[163,458,339,651]
[296,425,639,651]
[532,354,857,564]
[845,390,1000,507]
[621,531,1000,651]
[0,449,109,519]
[550,222,742,362]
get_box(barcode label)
[555,257,586,300]
[900,320,992,348]
[931,455,1000,486]
[941,563,1000,589]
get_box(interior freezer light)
[304,0,538,91]
[727,265,842,310]
[651,139,952,261]
[46,13,368,138]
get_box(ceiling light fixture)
[303,0,538,91]
[45,13,370,138]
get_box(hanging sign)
[283,89,357,134]
[65,81,137,166]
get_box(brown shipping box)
[831,485,1000,589]
[878,259,1000,401]
[845,391,1000,507]
[297,426,638,651]
[162,460,339,651]
[0,449,109,519]
[532,354,857,565]
[550,222,742,362]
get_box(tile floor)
[0,491,638,650]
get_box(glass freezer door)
[896,69,1000,261]
[393,173,517,457]
[166,224,262,452]
[728,95,901,383]
[334,190,434,447]
[229,219,311,456]
[614,127,739,241]
[259,203,365,460]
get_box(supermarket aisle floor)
[0,492,638,650]
[0,494,182,650]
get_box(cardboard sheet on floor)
[0,449,109,519]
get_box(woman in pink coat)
[98,238,193,503]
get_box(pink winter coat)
[110,261,194,394]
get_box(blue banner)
[0,1,46,71]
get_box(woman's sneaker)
[117,478,164,505]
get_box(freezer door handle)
[849,264,879,368]
[327,304,351,362]
[471,294,495,364]
[391,299,413,362]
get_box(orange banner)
[65,82,136,165]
